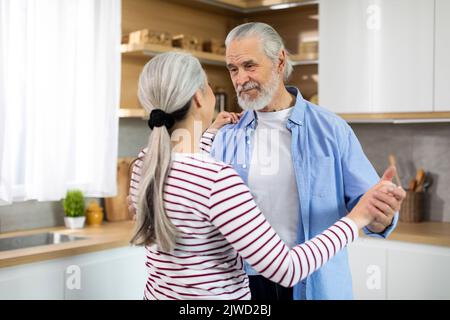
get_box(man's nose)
[234,70,250,87]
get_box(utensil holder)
[399,191,425,223]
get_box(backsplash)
[1,119,449,233]
[350,123,450,222]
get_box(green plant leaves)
[63,189,85,217]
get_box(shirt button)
[242,164,247,169]
[246,140,250,144]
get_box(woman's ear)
[192,89,203,109]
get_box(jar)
[86,201,104,226]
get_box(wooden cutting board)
[104,157,136,222]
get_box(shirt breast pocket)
[310,156,336,198]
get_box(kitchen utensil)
[423,173,433,191]
[104,158,135,222]
[407,178,417,191]
[214,88,227,117]
[388,154,402,187]
[414,168,426,192]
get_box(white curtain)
[0,0,121,204]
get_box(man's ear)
[278,49,286,74]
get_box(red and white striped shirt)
[129,148,358,300]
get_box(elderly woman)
[128,52,402,300]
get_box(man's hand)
[366,166,406,233]
[347,167,405,230]
[209,111,243,131]
[127,195,136,221]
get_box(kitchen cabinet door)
[319,0,434,114]
[371,0,434,113]
[347,238,387,300]
[434,0,450,111]
[0,246,147,300]
[387,242,450,299]
[64,246,147,300]
[0,259,64,299]
[319,0,373,114]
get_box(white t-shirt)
[248,107,300,248]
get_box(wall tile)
[351,123,450,222]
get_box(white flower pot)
[64,217,86,229]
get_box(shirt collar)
[286,86,306,127]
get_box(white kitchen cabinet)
[387,243,450,299]
[0,246,147,300]
[349,238,450,300]
[0,259,64,299]
[319,0,373,113]
[434,0,450,111]
[371,0,434,113]
[319,0,434,114]
[64,246,147,300]
[347,238,387,300]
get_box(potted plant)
[63,189,86,229]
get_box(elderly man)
[198,22,405,300]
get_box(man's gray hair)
[225,22,293,82]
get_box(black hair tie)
[148,109,175,130]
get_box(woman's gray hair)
[131,52,207,251]
[225,22,293,81]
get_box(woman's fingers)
[377,182,406,201]
[373,211,392,227]
[367,203,386,222]
[376,181,396,192]
[216,111,243,124]
[369,199,394,225]
[374,190,400,213]
[392,186,407,201]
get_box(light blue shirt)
[209,86,398,300]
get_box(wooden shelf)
[121,43,226,66]
[122,43,318,68]
[118,108,147,119]
[291,58,318,66]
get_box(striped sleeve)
[129,149,146,209]
[199,129,217,155]
[208,166,359,288]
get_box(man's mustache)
[237,81,260,95]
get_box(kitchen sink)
[0,232,86,252]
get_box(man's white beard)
[237,70,280,111]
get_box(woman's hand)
[209,111,243,131]
[347,167,406,229]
